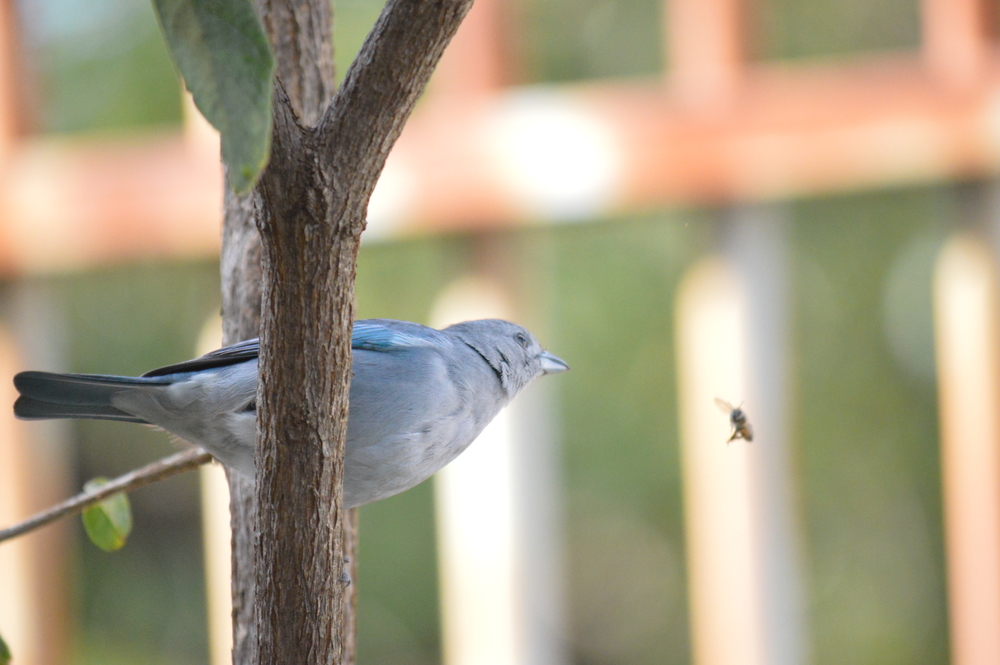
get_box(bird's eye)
[514,332,529,348]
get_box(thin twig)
[0,447,214,544]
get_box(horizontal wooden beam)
[377,51,1000,234]
[0,131,221,274]
[4,52,1000,272]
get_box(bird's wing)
[351,321,437,352]
[142,338,261,377]
[142,321,437,377]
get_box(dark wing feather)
[141,320,438,378]
[142,338,260,377]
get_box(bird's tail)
[13,371,172,423]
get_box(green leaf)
[0,632,11,665]
[152,0,275,192]
[81,479,133,552]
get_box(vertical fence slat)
[433,280,520,665]
[664,0,744,105]
[933,235,1000,665]
[201,464,233,665]
[921,0,989,87]
[195,316,235,665]
[727,209,809,665]
[432,277,567,665]
[676,257,765,665]
[0,327,39,663]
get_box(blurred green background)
[8,0,955,663]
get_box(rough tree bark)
[220,1,474,663]
[220,184,264,665]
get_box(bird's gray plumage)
[13,318,568,508]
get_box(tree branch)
[256,0,335,127]
[0,447,213,545]
[317,0,475,201]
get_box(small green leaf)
[152,0,275,192]
[81,479,133,552]
[0,632,11,665]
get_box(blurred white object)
[934,235,1000,665]
[433,277,567,665]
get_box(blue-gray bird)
[12,318,568,508]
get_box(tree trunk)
[220,185,264,665]
[220,1,474,663]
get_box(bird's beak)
[539,351,569,375]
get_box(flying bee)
[714,398,753,443]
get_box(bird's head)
[445,319,568,398]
